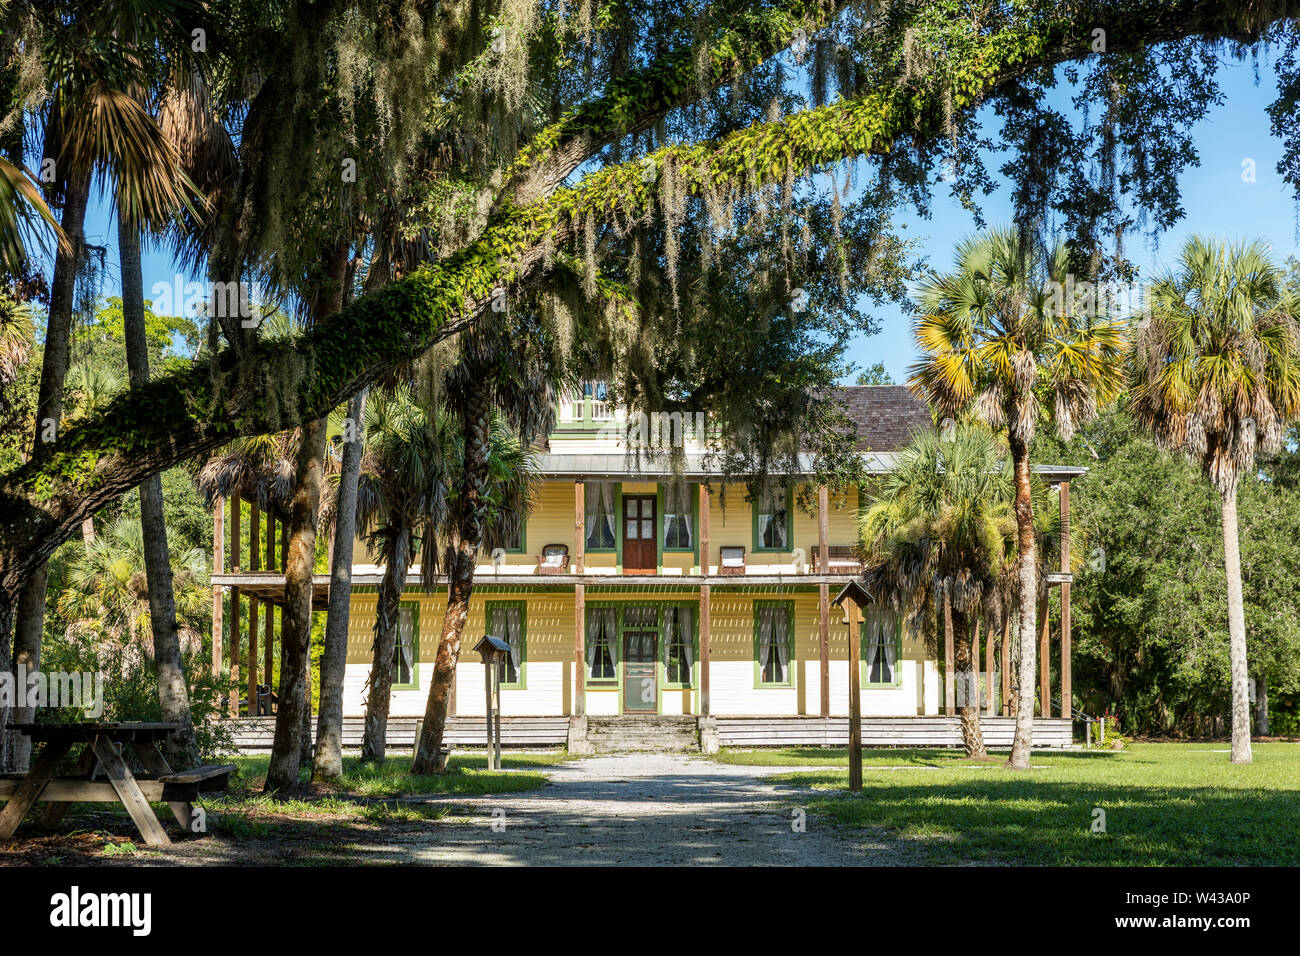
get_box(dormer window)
[557,380,613,426]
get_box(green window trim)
[583,481,621,555]
[585,601,620,685]
[751,484,794,553]
[503,517,527,555]
[657,484,699,567]
[659,603,698,690]
[391,600,420,690]
[486,600,527,689]
[860,608,904,688]
[752,599,796,688]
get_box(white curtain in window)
[758,606,774,672]
[773,608,789,674]
[397,606,415,678]
[678,604,694,671]
[505,605,522,675]
[586,606,616,676]
[664,483,692,547]
[585,481,616,546]
[758,484,788,548]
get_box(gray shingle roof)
[827,385,933,452]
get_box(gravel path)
[346,753,900,866]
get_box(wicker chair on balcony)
[718,545,746,576]
[537,543,570,574]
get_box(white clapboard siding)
[715,716,1073,749]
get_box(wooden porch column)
[847,600,863,792]
[1000,614,1010,716]
[699,483,711,717]
[943,602,956,717]
[229,495,242,716]
[248,506,260,715]
[1038,592,1050,717]
[265,511,276,696]
[1060,480,1072,718]
[984,615,995,716]
[574,481,585,715]
[817,484,830,718]
[212,498,224,681]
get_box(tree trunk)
[313,387,368,781]
[359,529,411,764]
[10,572,45,771]
[1220,488,1253,764]
[264,417,328,792]
[413,379,494,775]
[1007,439,1038,770]
[952,607,986,758]
[120,212,198,768]
[1253,672,1269,737]
[3,172,90,771]
[0,586,15,772]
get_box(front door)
[623,631,658,713]
[623,495,656,573]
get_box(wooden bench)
[158,764,238,795]
[811,545,863,573]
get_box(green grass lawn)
[753,742,1300,865]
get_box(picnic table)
[0,722,235,847]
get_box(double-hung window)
[662,483,694,551]
[487,601,525,688]
[754,483,789,551]
[586,605,618,681]
[663,605,695,686]
[861,606,901,686]
[391,602,418,688]
[755,601,793,686]
[585,481,617,550]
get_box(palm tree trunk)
[1220,488,1253,764]
[413,379,493,775]
[265,416,328,791]
[360,528,410,764]
[119,210,198,768]
[313,387,368,780]
[3,172,90,772]
[1007,440,1038,770]
[953,608,986,758]
[0,585,15,772]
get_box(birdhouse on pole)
[832,580,873,793]
[475,635,511,770]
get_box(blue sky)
[70,57,1299,379]
[847,57,1299,386]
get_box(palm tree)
[411,319,558,775]
[1130,236,1300,764]
[861,424,1022,756]
[909,227,1127,768]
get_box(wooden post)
[847,600,863,793]
[484,653,498,770]
[817,484,830,718]
[574,481,585,574]
[699,483,711,717]
[248,506,260,715]
[943,599,956,717]
[1060,481,1072,719]
[493,665,502,770]
[212,499,224,681]
[1038,592,1050,717]
[229,495,242,716]
[984,614,995,717]
[1000,614,1011,716]
[972,618,981,715]
[574,583,585,716]
[265,511,276,697]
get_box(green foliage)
[1036,409,1300,735]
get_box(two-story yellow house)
[214,385,1080,751]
